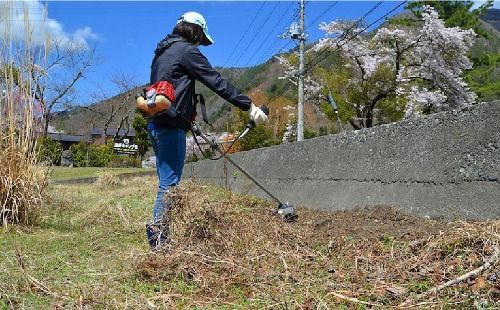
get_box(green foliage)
[407,1,493,37]
[132,112,150,161]
[36,136,62,165]
[239,126,275,151]
[316,62,402,129]
[209,102,232,123]
[70,141,114,167]
[413,2,499,98]
[0,64,21,86]
[233,64,267,92]
[202,148,214,159]
[186,153,199,163]
[319,127,329,136]
[303,128,318,139]
[466,51,500,100]
[107,155,140,168]
[229,108,278,151]
[408,1,499,102]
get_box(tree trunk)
[42,113,50,137]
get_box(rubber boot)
[146,223,169,251]
[146,224,157,249]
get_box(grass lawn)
[49,167,155,182]
[0,176,498,309]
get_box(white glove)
[249,103,268,123]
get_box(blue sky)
[11,1,500,104]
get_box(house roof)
[47,133,90,143]
[91,128,136,137]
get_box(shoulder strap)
[193,94,212,126]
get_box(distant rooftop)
[47,133,90,143]
[91,127,136,137]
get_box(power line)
[304,1,406,75]
[304,1,383,72]
[222,1,266,67]
[230,1,281,68]
[265,1,407,105]
[256,3,303,63]
[306,1,339,30]
[244,1,295,67]
[256,1,296,64]
[264,13,300,61]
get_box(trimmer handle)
[260,104,269,116]
[246,104,269,130]
[246,105,269,130]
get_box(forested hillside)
[53,6,499,144]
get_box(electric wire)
[222,1,266,67]
[230,1,281,68]
[202,1,406,152]
[254,5,299,65]
[304,1,383,74]
[259,8,301,64]
[234,1,385,104]
[243,1,286,67]
[304,1,406,75]
[250,1,296,66]
[263,1,407,105]
[306,1,339,30]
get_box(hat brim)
[201,31,214,46]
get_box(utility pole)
[297,0,305,141]
[280,0,306,141]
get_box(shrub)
[238,126,276,151]
[36,136,62,165]
[107,155,140,168]
[304,128,318,140]
[70,141,114,167]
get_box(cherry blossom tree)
[275,54,322,98]
[312,6,477,129]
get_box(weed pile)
[137,181,499,308]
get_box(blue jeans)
[148,127,186,224]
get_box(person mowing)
[142,12,269,250]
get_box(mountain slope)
[53,8,500,138]
[482,8,500,31]
[53,55,332,138]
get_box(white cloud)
[0,1,100,49]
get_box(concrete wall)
[185,101,500,220]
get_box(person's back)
[149,34,198,130]
[145,11,269,251]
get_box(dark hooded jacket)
[149,34,252,130]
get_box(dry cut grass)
[137,180,499,308]
[1,176,498,308]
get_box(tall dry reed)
[0,2,49,225]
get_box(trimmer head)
[277,203,298,222]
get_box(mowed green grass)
[49,167,155,181]
[0,176,159,309]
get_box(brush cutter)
[191,106,298,222]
